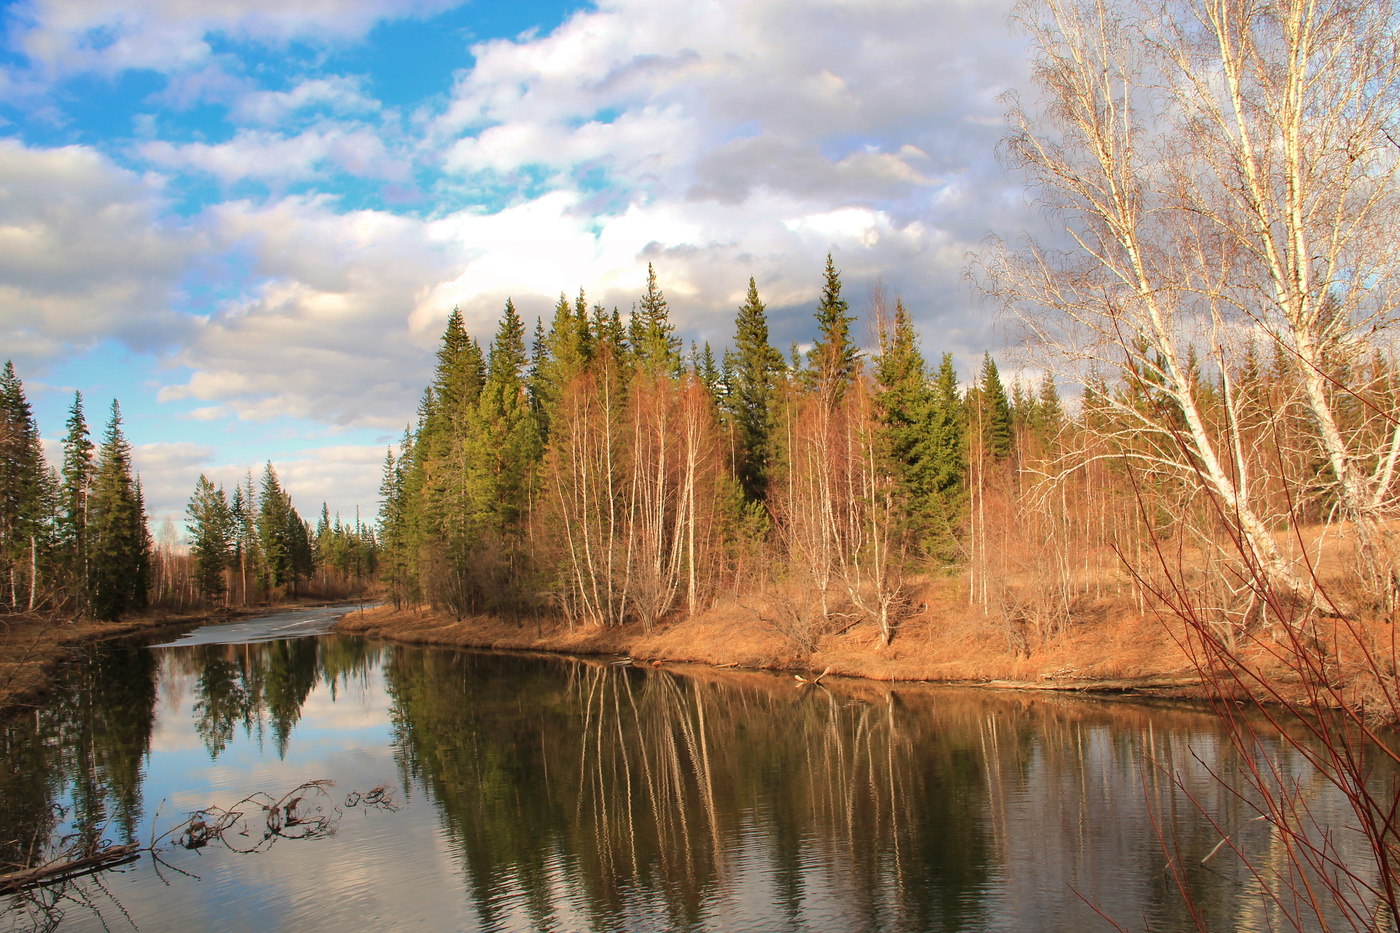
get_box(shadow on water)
[2,635,1390,932]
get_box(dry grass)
[338,580,1205,696]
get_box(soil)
[334,579,1210,698]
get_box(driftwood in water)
[0,843,140,895]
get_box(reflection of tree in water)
[0,643,157,872]
[185,635,379,758]
[385,652,998,932]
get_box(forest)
[0,365,377,620]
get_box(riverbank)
[334,582,1208,697]
[0,598,364,714]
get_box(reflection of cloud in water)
[13,639,1389,933]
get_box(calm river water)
[0,607,1381,932]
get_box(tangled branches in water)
[157,779,398,855]
[1,779,398,933]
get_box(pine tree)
[187,474,232,604]
[0,361,49,609]
[730,277,786,501]
[807,253,861,405]
[633,263,681,375]
[925,354,967,497]
[477,298,542,534]
[87,401,148,621]
[257,462,293,590]
[873,299,931,477]
[976,353,1013,462]
[57,392,94,605]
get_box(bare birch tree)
[988,0,1400,618]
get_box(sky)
[0,0,1035,537]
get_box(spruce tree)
[0,361,48,609]
[920,354,967,562]
[58,392,94,604]
[633,263,681,375]
[478,298,541,533]
[257,462,293,590]
[872,298,931,477]
[730,277,785,501]
[976,353,1013,462]
[807,253,861,404]
[187,474,232,604]
[88,401,148,621]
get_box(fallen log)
[0,843,140,895]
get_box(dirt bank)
[335,583,1206,697]
[0,598,357,715]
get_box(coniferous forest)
[375,250,1400,664]
[0,362,377,619]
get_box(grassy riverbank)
[0,598,360,714]
[335,581,1209,696]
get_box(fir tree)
[257,462,293,590]
[873,298,931,476]
[918,354,968,562]
[730,277,786,501]
[88,401,148,621]
[0,361,49,609]
[58,391,94,603]
[187,474,232,604]
[633,263,681,375]
[976,353,1013,462]
[807,253,861,404]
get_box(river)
[0,606,1383,932]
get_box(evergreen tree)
[976,353,1013,462]
[807,253,861,404]
[87,401,148,621]
[187,474,232,604]
[477,298,542,533]
[730,277,786,501]
[0,361,49,609]
[921,354,967,562]
[873,299,931,476]
[632,263,681,375]
[57,392,94,604]
[257,462,294,590]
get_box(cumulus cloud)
[140,124,411,186]
[7,0,465,75]
[3,0,1041,518]
[0,139,199,363]
[155,195,456,428]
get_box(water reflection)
[1,634,1388,932]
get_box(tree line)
[0,363,377,620]
[377,258,1070,646]
[0,368,150,621]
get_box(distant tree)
[729,277,786,501]
[0,361,49,610]
[975,353,1013,463]
[257,462,293,590]
[187,474,232,604]
[87,401,149,621]
[57,391,94,607]
[807,253,861,405]
[632,264,681,376]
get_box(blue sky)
[0,0,1031,535]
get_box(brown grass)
[337,580,1205,696]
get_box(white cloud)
[233,76,382,125]
[0,139,199,363]
[8,0,465,75]
[139,124,410,186]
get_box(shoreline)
[334,591,1211,700]
[0,598,365,715]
